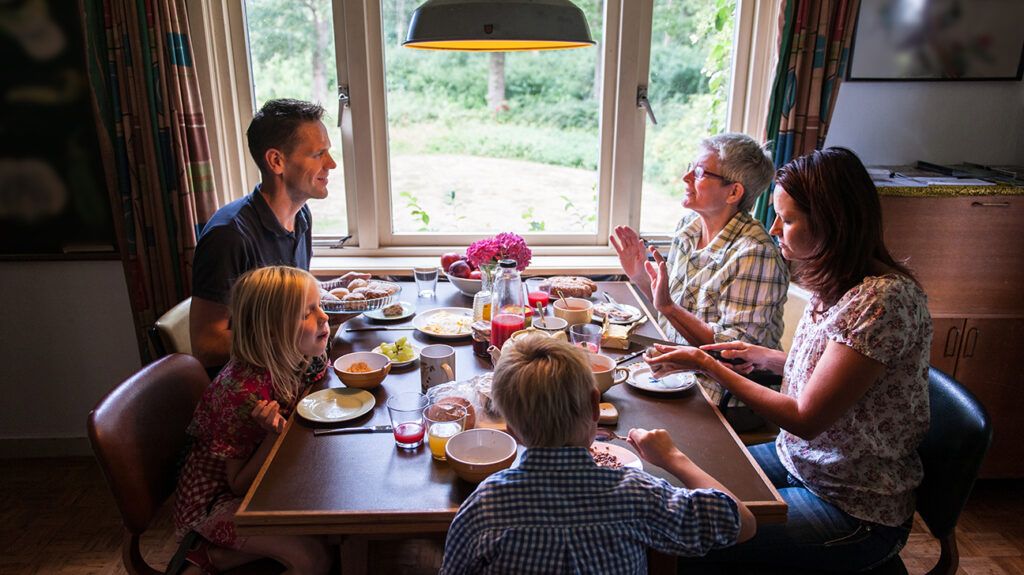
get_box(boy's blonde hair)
[229,266,318,406]
[492,336,596,447]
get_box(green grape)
[396,337,407,347]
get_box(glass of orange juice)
[424,403,467,461]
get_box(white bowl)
[444,271,482,297]
[445,428,518,483]
[333,351,392,389]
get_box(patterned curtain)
[753,0,860,226]
[80,0,219,360]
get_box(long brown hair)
[775,147,914,308]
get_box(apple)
[440,252,462,272]
[469,270,482,280]
[448,260,472,279]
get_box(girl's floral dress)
[173,355,327,547]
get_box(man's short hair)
[492,336,595,447]
[246,99,326,175]
[700,132,774,213]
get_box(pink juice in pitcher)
[490,313,525,350]
[393,422,425,446]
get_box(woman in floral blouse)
[174,266,332,574]
[647,147,932,572]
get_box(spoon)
[594,428,628,442]
[556,289,569,309]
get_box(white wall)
[826,81,1024,166]
[0,261,141,456]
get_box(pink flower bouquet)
[466,232,532,271]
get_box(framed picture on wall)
[848,0,1024,81]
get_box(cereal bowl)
[445,428,517,483]
[333,352,391,389]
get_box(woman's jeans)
[694,443,912,572]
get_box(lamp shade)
[403,0,595,52]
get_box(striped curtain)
[81,0,219,360]
[753,0,860,226]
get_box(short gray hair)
[700,133,774,213]
[492,336,595,448]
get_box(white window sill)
[311,254,625,277]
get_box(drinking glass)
[413,266,439,298]
[569,323,603,353]
[386,392,430,449]
[424,403,467,461]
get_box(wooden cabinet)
[929,317,1024,477]
[882,195,1024,477]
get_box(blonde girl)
[174,266,331,574]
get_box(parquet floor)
[2,457,1021,574]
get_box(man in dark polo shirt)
[190,99,367,370]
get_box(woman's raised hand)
[643,248,674,312]
[610,226,647,282]
[251,399,286,435]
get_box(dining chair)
[899,366,992,575]
[87,353,281,574]
[149,297,192,357]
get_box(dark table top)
[235,280,785,535]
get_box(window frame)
[187,0,779,257]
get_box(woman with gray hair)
[614,132,788,351]
[613,133,789,417]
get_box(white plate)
[627,366,697,394]
[592,302,643,324]
[363,301,416,321]
[297,388,375,423]
[371,342,421,368]
[589,442,643,470]
[412,307,474,339]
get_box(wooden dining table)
[235,280,786,574]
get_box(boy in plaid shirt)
[440,337,755,575]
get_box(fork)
[595,428,628,442]
[602,292,628,313]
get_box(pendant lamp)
[403,0,595,52]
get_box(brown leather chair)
[87,354,281,574]
[149,298,193,357]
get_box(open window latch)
[637,87,657,125]
[330,235,352,249]
[337,86,350,127]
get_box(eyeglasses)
[687,163,734,184]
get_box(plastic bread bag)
[426,373,499,429]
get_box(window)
[245,0,349,237]
[639,0,737,234]
[191,0,775,255]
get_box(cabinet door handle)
[970,201,1010,208]
[943,326,961,357]
[962,328,978,358]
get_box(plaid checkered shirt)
[660,210,789,404]
[439,447,741,575]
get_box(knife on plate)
[314,424,393,436]
[345,326,416,332]
[627,332,744,365]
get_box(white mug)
[420,344,456,392]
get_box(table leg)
[341,536,368,575]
